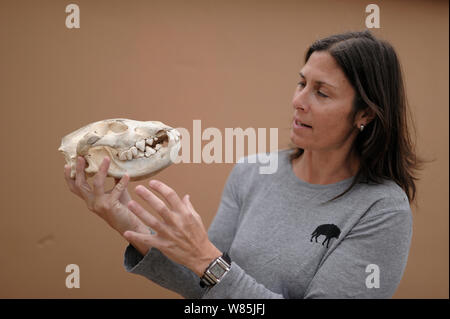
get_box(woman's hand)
[112,176,132,206]
[63,156,149,237]
[123,180,222,277]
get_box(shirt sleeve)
[122,162,245,298]
[303,198,413,299]
[123,244,207,298]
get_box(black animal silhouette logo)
[310,224,341,248]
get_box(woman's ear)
[355,107,376,126]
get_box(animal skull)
[58,118,181,181]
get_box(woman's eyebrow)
[299,72,337,89]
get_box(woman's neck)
[292,148,360,185]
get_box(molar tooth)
[136,140,146,152]
[130,146,138,157]
[155,144,162,150]
[136,150,145,158]
[119,151,127,161]
[145,146,156,157]
[125,150,133,161]
[146,138,154,145]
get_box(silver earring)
[360,124,365,132]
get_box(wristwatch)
[199,253,232,288]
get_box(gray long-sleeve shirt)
[123,148,413,298]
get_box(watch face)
[210,263,226,278]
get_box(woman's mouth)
[293,119,312,129]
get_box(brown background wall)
[0,0,448,298]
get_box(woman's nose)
[292,89,310,112]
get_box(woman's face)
[290,51,358,153]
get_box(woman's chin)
[289,131,308,149]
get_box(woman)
[64,30,420,298]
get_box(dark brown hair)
[290,30,423,202]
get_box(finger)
[110,174,130,201]
[92,157,110,196]
[123,230,159,250]
[148,180,187,214]
[183,194,202,224]
[64,164,82,197]
[75,156,93,200]
[127,200,173,238]
[184,194,195,212]
[134,185,177,225]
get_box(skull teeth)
[119,152,127,161]
[125,150,133,161]
[130,146,138,157]
[145,146,156,157]
[136,140,146,152]
[116,131,176,161]
[136,150,145,158]
[146,138,154,146]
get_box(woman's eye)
[297,81,328,98]
[317,91,328,98]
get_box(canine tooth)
[119,152,127,161]
[130,146,138,157]
[125,150,133,161]
[155,144,161,150]
[136,139,146,152]
[145,146,156,157]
